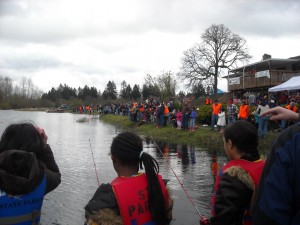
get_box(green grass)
[100,114,277,154]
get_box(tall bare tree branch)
[178,24,251,94]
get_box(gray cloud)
[0,0,299,93]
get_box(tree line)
[0,24,251,109]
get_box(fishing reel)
[199,216,210,225]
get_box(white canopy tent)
[268,76,300,92]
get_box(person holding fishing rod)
[200,120,265,225]
[0,122,61,224]
[84,131,173,225]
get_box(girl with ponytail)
[84,132,173,225]
[202,120,265,225]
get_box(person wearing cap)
[226,99,238,125]
[211,100,222,130]
[84,132,173,225]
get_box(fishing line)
[89,139,100,186]
[150,136,205,220]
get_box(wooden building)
[225,54,300,95]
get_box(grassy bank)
[100,114,277,154]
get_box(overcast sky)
[0,0,299,94]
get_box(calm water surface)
[0,110,228,225]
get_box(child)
[200,121,265,225]
[84,132,173,225]
[217,107,226,133]
[176,109,182,129]
[189,107,197,131]
[0,122,61,224]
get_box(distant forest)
[0,73,212,109]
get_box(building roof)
[222,56,300,78]
[229,58,299,73]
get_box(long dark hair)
[223,120,260,161]
[0,122,45,158]
[110,132,168,224]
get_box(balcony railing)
[227,70,300,91]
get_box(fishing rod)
[89,139,100,186]
[150,136,209,224]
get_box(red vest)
[111,173,169,225]
[211,159,265,225]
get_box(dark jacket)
[0,144,61,196]
[252,123,300,225]
[210,164,258,225]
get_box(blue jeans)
[227,116,236,125]
[211,114,218,129]
[189,118,195,129]
[281,120,287,131]
[258,116,268,138]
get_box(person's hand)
[35,126,48,146]
[200,216,210,225]
[261,106,299,121]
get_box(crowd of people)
[207,91,299,138]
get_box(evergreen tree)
[102,81,117,100]
[131,84,141,100]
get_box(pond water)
[0,110,228,225]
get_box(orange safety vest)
[164,106,169,115]
[239,105,250,119]
[285,105,298,112]
[139,104,144,112]
[111,173,169,225]
[206,98,212,105]
[212,103,222,115]
[211,159,265,225]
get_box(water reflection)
[0,110,228,225]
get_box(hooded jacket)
[0,144,61,195]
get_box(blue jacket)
[252,122,300,225]
[190,110,197,119]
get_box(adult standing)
[84,132,173,225]
[238,99,250,121]
[226,99,238,125]
[156,102,165,128]
[255,100,270,139]
[252,107,300,225]
[0,122,61,224]
[211,100,222,130]
[205,96,213,105]
[181,97,192,130]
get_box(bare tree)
[19,76,27,98]
[0,76,13,99]
[144,72,177,101]
[178,24,251,94]
[157,71,177,101]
